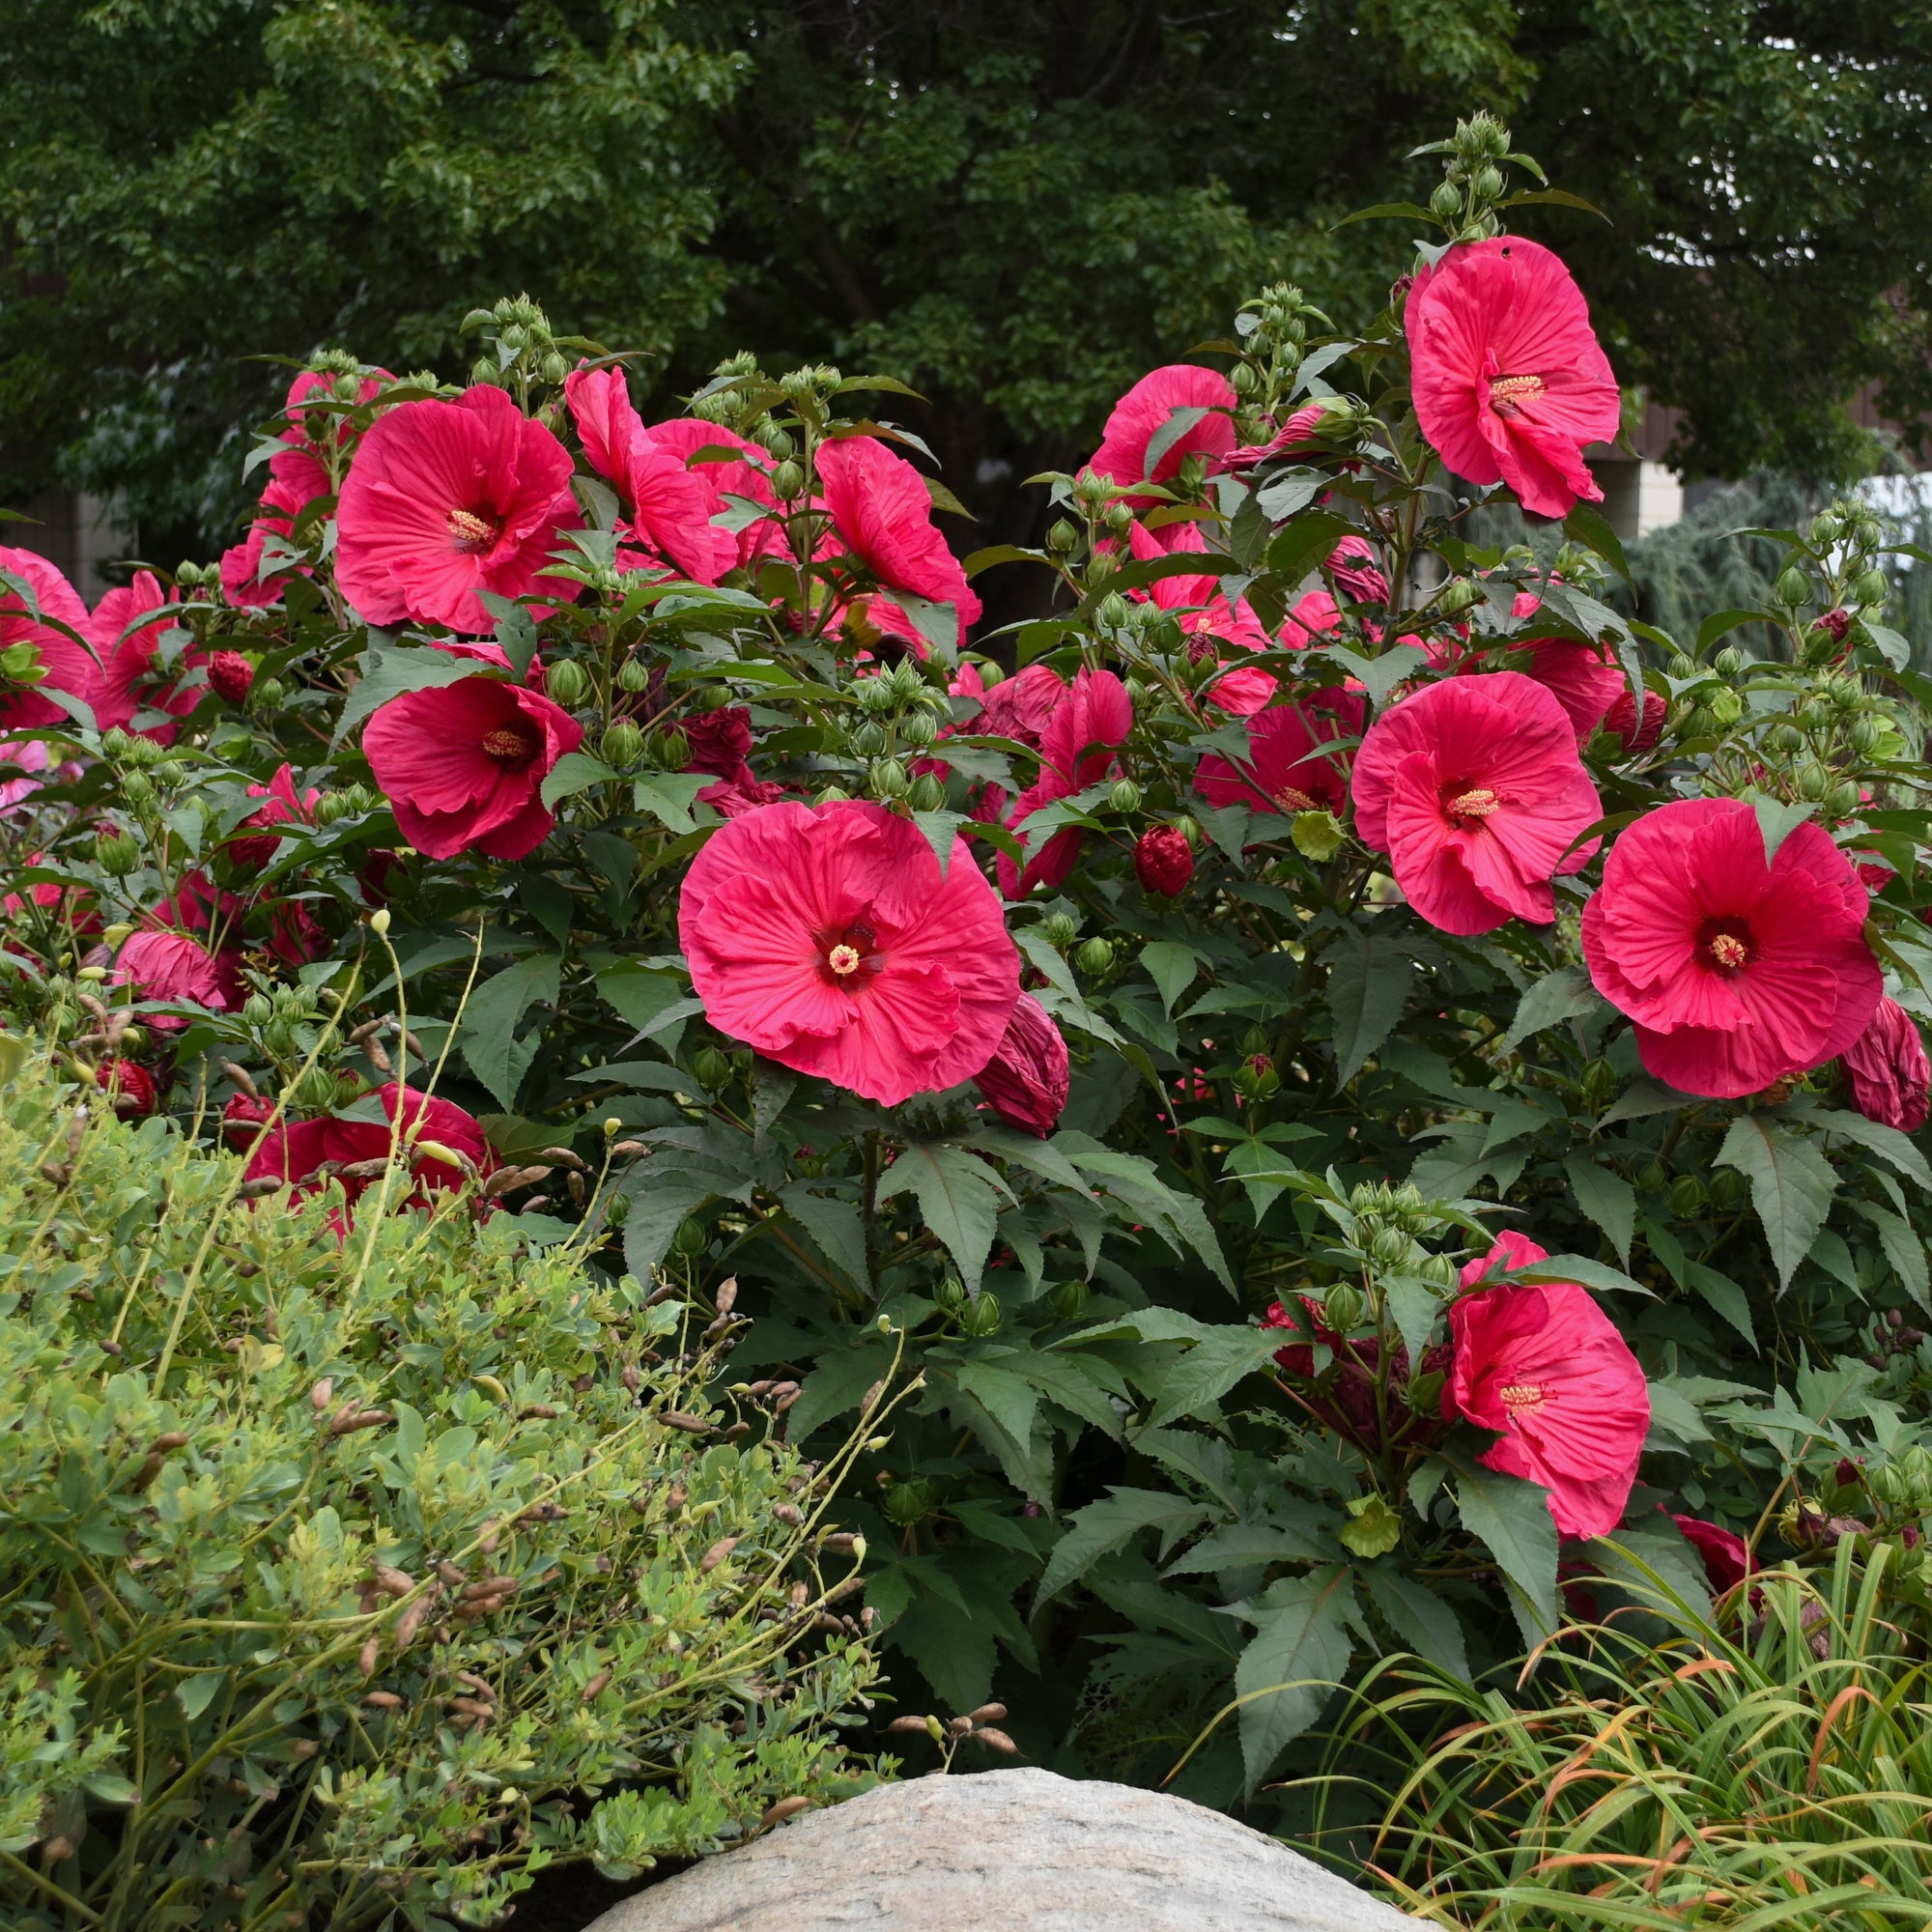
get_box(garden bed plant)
[5,108,1932,1877]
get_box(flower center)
[481,724,539,763]
[446,507,501,552]
[1488,372,1547,418]
[1441,783,1501,827]
[818,922,880,988]
[1498,1380,1548,1415]
[1273,784,1318,813]
[1697,919,1754,974]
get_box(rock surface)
[584,1767,1414,1931]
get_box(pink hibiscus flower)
[90,571,204,742]
[1217,402,1334,473]
[1838,995,1929,1133]
[1580,798,1881,1098]
[972,992,1070,1137]
[997,668,1134,898]
[1088,365,1237,500]
[1327,534,1390,607]
[335,385,582,634]
[817,436,981,645]
[1447,1232,1650,1541]
[244,1083,495,1217]
[227,763,323,872]
[972,662,1065,751]
[1406,238,1622,521]
[1350,671,1601,935]
[220,475,317,611]
[1127,521,1274,716]
[1196,691,1363,818]
[1,548,98,729]
[678,799,1020,1107]
[363,677,583,861]
[113,928,245,1030]
[270,366,392,501]
[647,416,781,569]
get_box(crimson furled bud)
[207,651,255,704]
[95,1059,156,1118]
[1840,996,1930,1133]
[972,992,1070,1138]
[1601,685,1662,756]
[1813,607,1853,644]
[1134,823,1193,897]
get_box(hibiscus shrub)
[0,1040,884,1931]
[6,116,1932,1815]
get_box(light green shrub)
[0,1042,884,1931]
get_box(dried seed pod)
[884,1714,931,1734]
[567,1171,585,1206]
[542,1146,587,1171]
[772,1503,803,1526]
[861,1379,885,1413]
[520,1404,559,1420]
[620,1364,641,1392]
[449,1696,493,1718]
[452,1594,513,1621]
[461,1575,520,1601]
[234,1177,283,1200]
[515,1500,568,1522]
[949,1715,973,1735]
[966,1702,1008,1726]
[523,1194,552,1213]
[760,1796,810,1829]
[357,1636,380,1678]
[456,1671,497,1702]
[218,1060,260,1099]
[715,1277,739,1316]
[330,1408,393,1435]
[364,1691,404,1710]
[338,1157,392,1180]
[311,1378,334,1413]
[822,1533,859,1554]
[698,1536,742,1574]
[371,1565,414,1599]
[972,1726,1020,1754]
[666,1483,688,1510]
[661,1410,713,1435]
[611,1140,645,1157]
[582,1668,612,1702]
[394,1600,432,1651]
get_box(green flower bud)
[813,783,851,806]
[1708,689,1743,728]
[852,721,889,757]
[1097,591,1131,631]
[252,677,285,711]
[1109,778,1143,813]
[1439,576,1480,616]
[1796,761,1833,802]
[868,757,910,800]
[1369,1226,1411,1270]
[1854,568,1889,609]
[1850,714,1883,754]
[1637,1160,1668,1194]
[1473,164,1504,200]
[1708,1168,1747,1213]
[1430,181,1463,221]
[152,759,185,786]
[120,769,154,804]
[771,459,805,498]
[1668,1174,1706,1216]
[1667,655,1698,682]
[934,1276,969,1312]
[1174,813,1201,848]
[907,773,946,812]
[540,352,568,386]
[654,726,690,769]
[1798,696,1834,732]
[673,1217,709,1259]
[899,710,937,750]
[1713,645,1746,679]
[694,1046,731,1089]
[1853,517,1884,553]
[1050,1278,1091,1322]
[546,659,590,706]
[891,658,926,701]
[966,1291,1003,1338]
[1580,1058,1618,1109]
[100,727,132,759]
[1775,565,1811,608]
[1046,519,1079,554]
[1040,913,1078,951]
[601,720,644,768]
[1075,936,1114,976]
[96,831,140,875]
[1230,361,1261,399]
[1322,1282,1364,1333]
[1808,512,1841,547]
[1771,721,1805,753]
[242,993,273,1027]
[882,1480,937,1528]
[1826,780,1861,818]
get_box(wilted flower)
[972,993,1069,1137]
[1839,995,1930,1133]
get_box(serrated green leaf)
[1035,1489,1210,1606]
[1502,965,1601,1052]
[1718,1115,1838,1292]
[1146,1328,1286,1428]
[460,953,561,1110]
[1564,1152,1635,1267]
[1454,1463,1559,1648]
[1231,1566,1354,1791]
[539,751,617,809]
[1360,1564,1470,1681]
[1325,924,1410,1084]
[879,1143,1002,1291]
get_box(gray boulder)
[583,1766,1414,1931]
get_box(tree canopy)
[4,0,1929,561]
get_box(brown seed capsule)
[772,1503,803,1526]
[823,1575,865,1605]
[372,1565,414,1599]
[331,1408,393,1435]
[822,1532,859,1554]
[449,1696,493,1718]
[99,1339,123,1357]
[42,1834,77,1866]
[949,1715,973,1735]
[461,1576,520,1601]
[582,1668,613,1702]
[861,1379,885,1413]
[972,1726,1019,1754]
[234,1177,284,1199]
[666,1483,688,1510]
[456,1671,496,1702]
[311,1381,335,1418]
[338,1157,392,1181]
[715,1278,739,1316]
[698,1536,742,1574]
[364,1690,404,1711]
[218,1059,260,1099]
[520,1404,559,1420]
[358,1636,380,1678]
[884,1715,931,1734]
[611,1140,645,1157]
[621,1364,641,1392]
[661,1410,713,1435]
[437,1560,468,1588]
[394,1600,431,1651]
[966,1702,1008,1726]
[542,1146,587,1171]
[760,1796,810,1829]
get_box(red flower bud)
[1814,607,1853,643]
[1601,685,1662,756]
[972,993,1069,1138]
[1134,823,1193,897]
[95,1059,156,1118]
[1840,996,1930,1134]
[208,651,255,704]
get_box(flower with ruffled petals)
[1,547,98,729]
[243,1083,494,1216]
[113,928,244,1030]
[1839,995,1930,1133]
[1217,402,1334,473]
[973,662,1065,751]
[363,678,583,861]
[1446,1232,1649,1540]
[336,386,582,634]
[998,668,1134,897]
[1089,365,1236,501]
[648,416,781,568]
[973,992,1069,1136]
[94,1059,157,1118]
[818,436,981,646]
[90,571,204,742]
[1127,521,1274,715]
[220,475,316,611]
[1601,683,1662,755]
[1327,535,1390,607]
[1581,798,1881,1098]
[1350,671,1600,935]
[679,799,1020,1106]
[1671,1514,1752,1596]
[1407,239,1621,521]
[1197,691,1363,819]
[227,764,322,872]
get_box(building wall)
[5,491,132,602]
